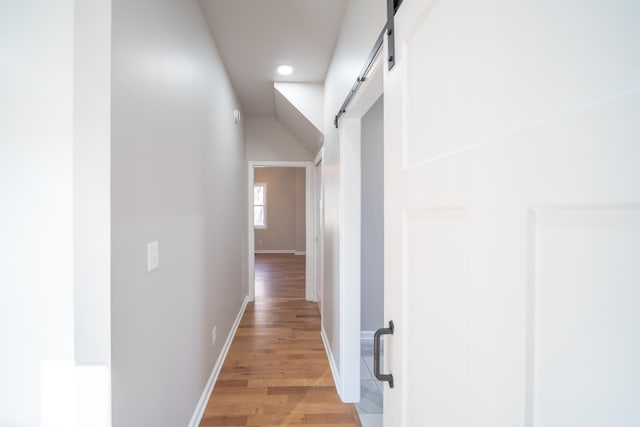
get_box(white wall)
[274,82,325,131]
[254,167,305,252]
[1,2,112,425]
[0,2,76,425]
[360,96,384,332]
[74,0,112,368]
[321,0,386,383]
[246,116,314,161]
[111,1,247,426]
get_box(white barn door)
[383,0,640,426]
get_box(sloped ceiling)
[274,87,324,155]
[200,0,347,117]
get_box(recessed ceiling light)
[276,65,293,76]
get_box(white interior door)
[383,1,640,426]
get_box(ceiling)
[200,0,348,117]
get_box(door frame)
[247,161,317,302]
[337,53,384,401]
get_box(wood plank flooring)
[200,254,362,427]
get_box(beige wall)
[111,1,247,426]
[255,167,306,252]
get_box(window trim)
[253,182,267,229]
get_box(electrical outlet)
[211,326,217,346]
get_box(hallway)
[5,1,640,426]
[200,254,361,426]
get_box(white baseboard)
[187,296,249,427]
[320,326,341,398]
[253,250,306,255]
[360,330,375,341]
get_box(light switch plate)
[147,241,159,272]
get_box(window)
[253,183,267,229]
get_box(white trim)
[313,147,324,166]
[248,166,256,301]
[338,118,362,403]
[314,151,324,312]
[188,296,249,427]
[336,51,384,403]
[247,161,316,303]
[250,161,310,168]
[253,250,306,256]
[337,53,384,124]
[304,165,315,302]
[321,326,341,398]
[360,330,376,341]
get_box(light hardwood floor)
[200,254,362,427]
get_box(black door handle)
[374,320,394,388]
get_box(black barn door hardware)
[374,320,395,388]
[334,0,404,128]
[386,0,402,70]
[333,28,384,128]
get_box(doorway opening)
[252,166,306,300]
[356,95,384,425]
[247,161,317,303]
